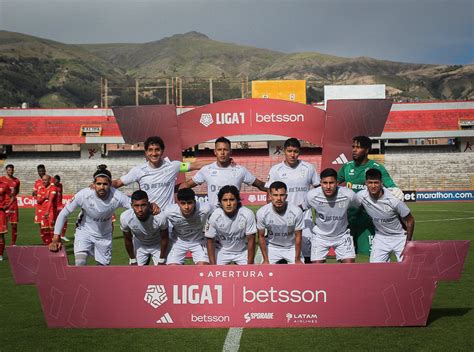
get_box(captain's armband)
[180,162,191,172]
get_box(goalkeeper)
[337,136,403,255]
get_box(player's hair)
[54,175,60,182]
[365,168,382,181]
[269,181,287,192]
[320,168,337,179]
[131,190,149,202]
[5,164,14,169]
[217,185,242,208]
[144,136,165,151]
[215,136,231,147]
[93,164,112,181]
[177,188,195,202]
[353,136,372,150]
[37,164,45,170]
[283,138,301,149]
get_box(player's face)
[53,178,60,186]
[38,167,46,178]
[145,143,163,166]
[214,142,231,164]
[42,175,51,187]
[321,176,337,197]
[366,178,383,197]
[220,192,238,215]
[284,146,300,167]
[178,199,196,217]
[269,187,287,210]
[94,176,111,199]
[6,167,14,177]
[352,141,368,163]
[132,198,150,220]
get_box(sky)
[0,0,472,65]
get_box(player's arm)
[257,229,269,264]
[159,228,169,265]
[44,189,57,218]
[294,229,303,264]
[122,230,137,265]
[179,178,198,189]
[112,179,125,188]
[404,213,415,242]
[247,233,256,264]
[337,165,346,184]
[206,238,217,265]
[5,185,17,209]
[49,198,78,252]
[252,178,268,193]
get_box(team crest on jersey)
[210,170,219,177]
[280,172,288,179]
[338,201,347,208]
[238,218,246,229]
[383,204,392,213]
[231,168,238,178]
[287,217,294,226]
[299,169,306,178]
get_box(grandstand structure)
[0,100,473,195]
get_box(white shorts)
[311,230,355,261]
[133,237,162,266]
[74,232,112,265]
[216,249,248,265]
[370,234,406,263]
[301,209,314,258]
[166,238,209,265]
[268,245,303,264]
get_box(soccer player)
[206,185,256,265]
[36,174,58,245]
[49,166,131,266]
[304,168,360,263]
[256,181,304,264]
[164,188,211,265]
[357,168,415,263]
[32,164,46,227]
[0,164,20,245]
[266,138,320,262]
[120,190,169,266]
[337,136,403,255]
[179,136,267,209]
[0,179,11,261]
[53,175,70,242]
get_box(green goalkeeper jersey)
[337,159,397,192]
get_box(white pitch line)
[417,216,474,223]
[223,327,243,352]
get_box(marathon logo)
[404,191,417,202]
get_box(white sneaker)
[62,236,70,242]
[0,255,3,261]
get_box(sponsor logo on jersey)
[244,312,274,323]
[156,312,174,324]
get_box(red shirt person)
[0,180,11,260]
[36,174,57,245]
[53,175,69,241]
[0,164,20,245]
[33,164,47,225]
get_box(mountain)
[0,30,472,107]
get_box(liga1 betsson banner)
[7,241,470,328]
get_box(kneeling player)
[206,185,256,265]
[305,168,360,263]
[357,169,415,263]
[257,181,304,264]
[164,188,211,265]
[120,190,169,266]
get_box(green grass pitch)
[0,202,472,351]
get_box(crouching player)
[304,168,360,263]
[257,181,304,264]
[357,169,415,263]
[49,166,131,266]
[120,190,169,265]
[164,188,211,265]
[206,185,256,265]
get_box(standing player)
[0,179,11,261]
[304,168,360,263]
[32,164,46,229]
[49,166,131,266]
[357,169,415,263]
[337,136,403,255]
[257,181,304,264]
[120,190,169,266]
[0,164,20,245]
[179,137,267,209]
[36,175,58,245]
[266,138,320,262]
[206,185,256,265]
[164,188,211,265]
[53,175,70,242]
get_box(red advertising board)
[7,240,469,328]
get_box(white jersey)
[120,159,182,207]
[266,160,319,206]
[163,202,212,242]
[120,209,168,246]
[54,188,130,238]
[205,206,256,252]
[305,186,360,239]
[256,203,304,249]
[357,188,411,237]
[192,162,256,208]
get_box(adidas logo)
[332,153,348,165]
[156,312,174,324]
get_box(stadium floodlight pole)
[210,77,213,104]
[135,79,139,106]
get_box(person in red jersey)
[0,179,11,260]
[33,164,46,228]
[53,175,70,242]
[36,174,57,245]
[0,164,20,245]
